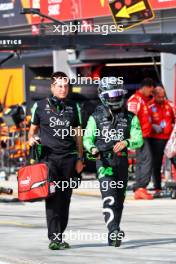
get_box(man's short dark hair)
[140,78,154,88]
[153,86,165,96]
[51,71,69,84]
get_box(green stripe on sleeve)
[31,102,38,123]
[76,103,82,125]
[83,116,97,153]
[128,115,144,149]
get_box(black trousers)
[134,138,152,190]
[96,155,128,236]
[44,153,77,242]
[149,138,167,190]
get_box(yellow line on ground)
[0,191,134,200]
[0,221,35,227]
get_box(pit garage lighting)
[105,62,161,67]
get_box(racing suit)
[148,99,175,189]
[83,105,143,237]
[128,91,152,190]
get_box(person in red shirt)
[149,86,175,192]
[128,78,154,199]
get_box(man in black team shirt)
[28,72,84,250]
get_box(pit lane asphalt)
[0,195,176,264]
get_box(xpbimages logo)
[52,230,124,242]
[53,179,124,191]
[53,22,124,35]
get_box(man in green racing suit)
[83,77,143,247]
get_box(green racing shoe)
[49,241,70,250]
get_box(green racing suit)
[83,105,143,241]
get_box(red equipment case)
[18,163,54,201]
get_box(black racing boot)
[108,230,125,247]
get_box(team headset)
[49,96,65,113]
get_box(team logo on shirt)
[49,116,70,127]
[45,103,52,114]
[102,128,124,143]
[49,116,71,137]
